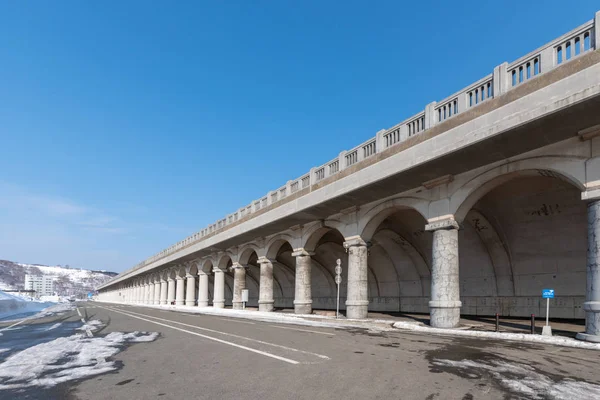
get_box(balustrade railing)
[116,12,599,278]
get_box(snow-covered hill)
[0,260,117,298]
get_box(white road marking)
[76,308,83,317]
[99,306,300,365]
[267,325,335,336]
[0,318,28,333]
[104,307,330,361]
[108,307,330,360]
[214,317,255,325]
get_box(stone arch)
[185,261,198,276]
[238,243,261,264]
[200,258,214,273]
[359,197,430,242]
[450,160,587,317]
[216,253,233,271]
[464,209,515,297]
[173,264,186,277]
[451,157,586,223]
[303,222,346,253]
[265,234,296,259]
[372,228,430,297]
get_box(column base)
[185,300,195,306]
[153,301,160,305]
[345,300,369,319]
[160,300,167,305]
[197,300,209,307]
[576,332,600,343]
[258,300,274,312]
[232,302,243,310]
[175,301,185,306]
[578,306,600,341]
[429,300,461,328]
[213,301,225,309]
[294,301,312,315]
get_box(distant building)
[24,274,55,297]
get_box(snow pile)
[34,302,76,318]
[0,320,159,389]
[0,290,56,321]
[432,358,600,400]
[392,321,600,350]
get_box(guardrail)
[111,12,598,282]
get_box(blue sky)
[1,1,598,272]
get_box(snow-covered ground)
[0,302,159,392]
[431,358,600,399]
[392,321,600,350]
[0,319,158,390]
[0,259,115,298]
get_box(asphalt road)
[6,302,600,400]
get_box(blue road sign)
[542,289,554,299]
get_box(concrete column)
[197,272,209,307]
[292,249,313,314]
[577,200,600,342]
[175,276,185,306]
[426,218,461,328]
[258,257,274,312]
[213,268,225,308]
[232,263,246,310]
[344,236,369,319]
[141,284,147,304]
[153,281,161,305]
[167,278,176,305]
[185,274,196,306]
[160,279,168,305]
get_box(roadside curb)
[391,321,600,351]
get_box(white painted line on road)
[76,308,83,317]
[0,318,28,333]
[104,306,330,361]
[99,306,300,365]
[267,325,335,336]
[214,317,255,325]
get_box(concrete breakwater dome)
[99,11,600,342]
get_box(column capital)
[213,267,226,273]
[425,215,459,231]
[175,275,185,281]
[291,248,315,257]
[257,256,275,265]
[582,188,600,202]
[343,235,367,248]
[185,274,195,279]
[230,262,246,270]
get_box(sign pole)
[336,278,340,319]
[335,259,342,319]
[541,288,553,336]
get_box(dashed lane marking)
[99,306,301,365]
